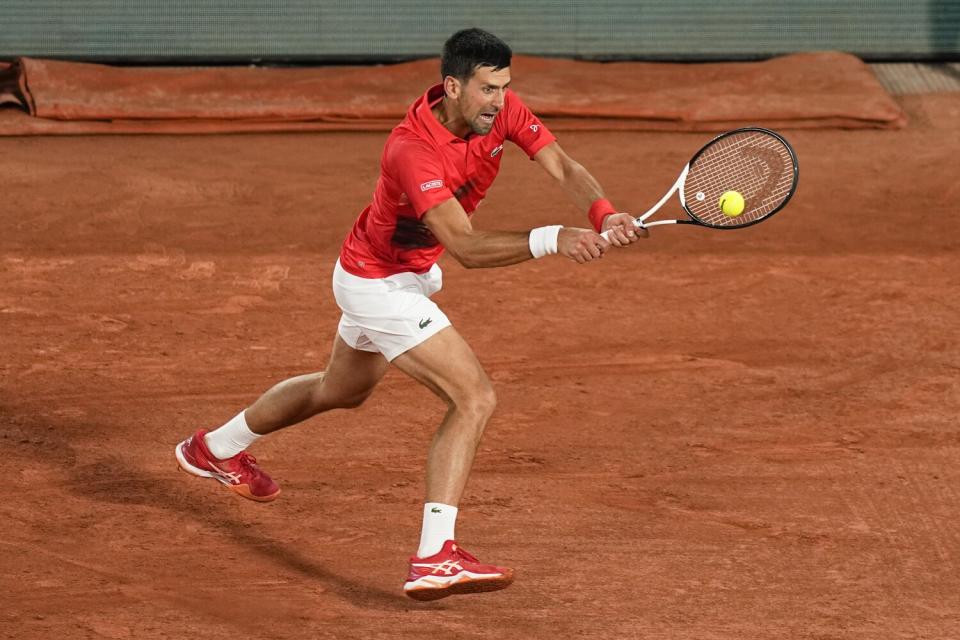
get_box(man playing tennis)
[175,28,646,601]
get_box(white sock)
[204,410,261,460]
[417,503,458,558]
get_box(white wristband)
[528,225,562,259]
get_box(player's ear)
[443,75,461,99]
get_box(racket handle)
[599,218,648,242]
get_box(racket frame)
[624,127,800,232]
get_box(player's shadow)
[72,455,414,611]
[4,410,422,611]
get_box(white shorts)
[332,259,451,362]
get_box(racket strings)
[683,131,796,227]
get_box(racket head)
[678,128,799,230]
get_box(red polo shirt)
[339,84,556,278]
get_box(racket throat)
[638,164,689,224]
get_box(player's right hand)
[557,227,610,264]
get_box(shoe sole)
[404,571,514,601]
[175,442,281,503]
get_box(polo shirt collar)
[416,84,468,145]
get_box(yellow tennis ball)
[719,190,745,217]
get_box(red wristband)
[587,198,616,232]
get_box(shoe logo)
[431,507,442,513]
[211,462,242,483]
[418,318,432,330]
[411,560,463,576]
[433,560,461,575]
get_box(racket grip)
[599,218,647,242]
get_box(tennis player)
[175,27,646,601]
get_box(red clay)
[1,93,959,639]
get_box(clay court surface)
[2,93,959,638]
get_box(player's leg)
[323,262,511,598]
[391,327,514,600]
[391,327,496,508]
[175,333,388,501]
[243,334,389,434]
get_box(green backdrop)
[1,1,957,62]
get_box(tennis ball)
[719,190,745,217]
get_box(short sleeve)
[390,139,454,217]
[503,90,557,159]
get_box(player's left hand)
[601,212,649,247]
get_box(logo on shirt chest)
[489,144,504,158]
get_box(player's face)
[458,66,511,135]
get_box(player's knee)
[457,383,497,421]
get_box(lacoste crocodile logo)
[419,318,433,330]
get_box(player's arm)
[422,197,607,268]
[533,141,647,246]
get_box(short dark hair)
[441,28,512,81]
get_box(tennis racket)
[601,127,798,239]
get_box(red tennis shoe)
[175,429,280,502]
[404,540,514,601]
